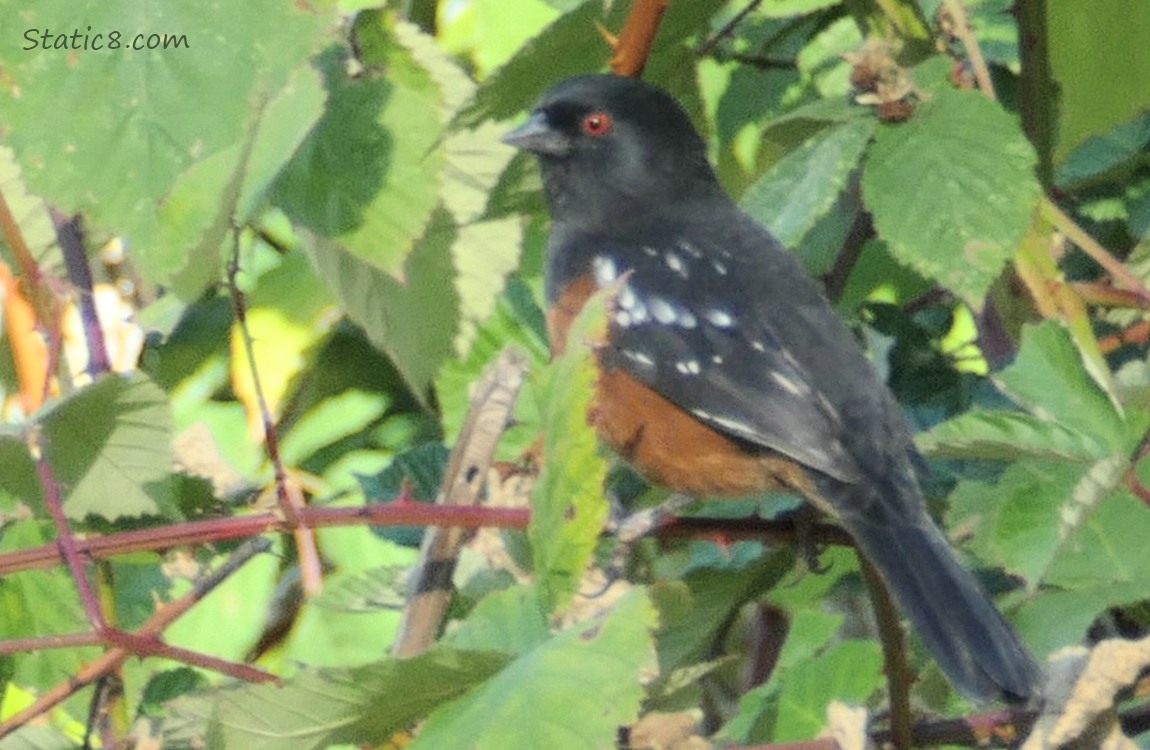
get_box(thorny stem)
[0,503,532,576]
[35,453,108,632]
[0,539,275,740]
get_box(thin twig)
[942,0,996,100]
[696,0,765,57]
[50,208,111,376]
[0,539,275,740]
[857,553,913,750]
[1042,198,1150,305]
[225,233,303,529]
[393,348,531,657]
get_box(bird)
[502,73,1043,703]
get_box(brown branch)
[609,0,668,77]
[857,553,913,750]
[0,539,275,740]
[1099,319,1150,354]
[393,348,531,656]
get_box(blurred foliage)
[1,0,1150,747]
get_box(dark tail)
[829,483,1042,703]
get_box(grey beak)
[501,112,572,157]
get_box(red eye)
[581,111,613,137]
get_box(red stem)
[0,503,531,576]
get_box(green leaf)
[772,641,883,741]
[453,0,723,129]
[359,442,450,547]
[862,87,1041,307]
[918,409,1110,462]
[741,119,874,249]
[300,209,459,402]
[37,374,174,520]
[994,322,1125,453]
[452,1,621,129]
[1047,1,1150,162]
[409,589,657,750]
[164,544,280,662]
[173,647,511,750]
[529,287,611,613]
[392,19,525,356]
[1046,488,1150,589]
[441,585,550,655]
[278,390,390,467]
[164,65,327,298]
[0,0,335,284]
[948,458,1094,585]
[0,522,94,701]
[0,431,43,512]
[272,24,443,279]
[1055,112,1150,188]
[756,0,842,17]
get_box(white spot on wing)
[751,340,766,352]
[642,245,658,257]
[617,285,637,310]
[665,251,687,278]
[623,349,655,368]
[677,240,703,259]
[770,370,804,396]
[614,311,632,327]
[712,259,727,276]
[592,256,618,286]
[648,296,677,325]
[675,359,701,375]
[705,308,735,328]
[677,309,697,328]
[711,354,723,364]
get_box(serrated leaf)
[408,589,657,750]
[441,585,550,655]
[0,0,335,284]
[272,31,443,279]
[170,647,511,750]
[37,373,174,520]
[862,87,1040,308]
[741,119,874,249]
[918,409,1109,462]
[0,432,43,512]
[994,322,1125,453]
[1046,488,1150,589]
[300,209,459,402]
[529,287,611,613]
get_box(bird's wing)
[588,229,866,485]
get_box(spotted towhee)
[502,74,1041,703]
